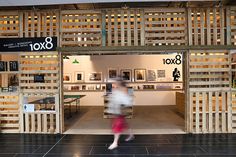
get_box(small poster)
[0,61,7,71]
[23,104,35,112]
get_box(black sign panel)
[34,74,45,83]
[0,61,8,71]
[9,61,18,71]
[0,37,57,52]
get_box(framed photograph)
[134,69,146,82]
[0,61,7,71]
[120,69,132,82]
[9,61,18,71]
[63,73,72,82]
[74,71,84,82]
[108,68,118,80]
[89,72,102,81]
[147,69,156,81]
[157,70,166,78]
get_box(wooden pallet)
[0,11,19,38]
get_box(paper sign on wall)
[23,104,35,112]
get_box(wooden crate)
[106,9,144,46]
[188,50,231,133]
[60,10,102,47]
[19,10,59,38]
[188,8,227,46]
[0,93,19,133]
[0,11,19,38]
[144,8,187,46]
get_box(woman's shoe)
[125,135,135,141]
[108,143,118,150]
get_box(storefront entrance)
[62,52,186,134]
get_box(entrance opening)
[62,52,186,134]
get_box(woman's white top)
[107,89,133,115]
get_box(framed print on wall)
[108,68,118,80]
[63,73,72,82]
[157,70,166,78]
[134,69,146,82]
[74,71,84,82]
[89,72,102,82]
[120,69,132,82]
[147,69,157,81]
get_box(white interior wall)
[63,53,183,106]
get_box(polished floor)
[65,106,185,134]
[0,133,236,156]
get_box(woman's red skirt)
[112,116,127,133]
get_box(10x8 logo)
[163,54,182,65]
[29,37,54,51]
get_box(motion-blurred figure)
[107,79,134,150]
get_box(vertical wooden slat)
[114,11,118,46]
[120,10,125,46]
[202,92,207,133]
[226,7,231,45]
[37,12,41,37]
[134,10,138,46]
[49,113,54,133]
[43,114,47,133]
[107,11,112,46]
[196,92,200,133]
[206,9,211,45]
[194,10,198,45]
[127,10,131,46]
[213,8,217,45]
[19,12,23,37]
[55,94,60,133]
[140,9,145,46]
[31,11,35,37]
[19,94,24,133]
[50,12,53,37]
[222,91,226,132]
[200,9,205,45]
[215,91,219,132]
[37,113,41,132]
[228,91,232,132]
[25,12,28,37]
[190,92,193,132]
[188,8,193,45]
[25,113,29,133]
[220,8,225,45]
[56,11,60,41]
[102,10,106,46]
[209,91,213,133]
[31,113,35,133]
[43,13,47,37]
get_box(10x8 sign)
[0,37,57,52]
[163,54,182,65]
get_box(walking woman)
[107,79,134,150]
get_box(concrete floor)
[64,106,185,134]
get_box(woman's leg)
[108,133,120,150]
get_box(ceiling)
[0,0,234,10]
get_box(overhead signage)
[0,37,57,52]
[163,54,182,65]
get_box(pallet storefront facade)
[0,6,235,134]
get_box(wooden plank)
[189,81,229,86]
[194,9,198,45]
[31,113,35,133]
[215,91,220,132]
[61,28,101,33]
[43,114,47,133]
[196,92,200,133]
[127,10,131,46]
[43,13,47,36]
[107,11,112,46]
[31,11,35,37]
[145,32,185,38]
[209,91,213,133]
[206,9,211,45]
[213,8,217,45]
[222,91,226,132]
[37,113,42,132]
[25,12,28,37]
[19,12,23,37]
[56,11,60,46]
[49,113,54,133]
[25,113,29,133]
[114,11,118,46]
[61,10,101,14]
[49,12,53,36]
[226,7,231,45]
[228,91,232,132]
[190,92,193,132]
[189,68,230,72]
[55,94,60,133]
[37,12,41,37]
[220,8,225,45]
[200,9,205,45]
[145,27,186,31]
[140,9,145,46]
[189,88,230,92]
[101,11,106,46]
[134,10,138,46]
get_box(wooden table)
[64,95,85,118]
